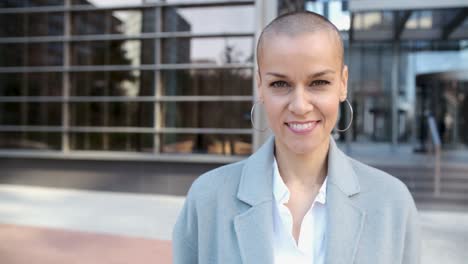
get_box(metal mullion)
[0,95,253,102]
[154,6,162,154]
[0,63,254,73]
[40,56,49,146]
[67,96,154,102]
[158,95,253,102]
[62,0,71,153]
[0,6,65,14]
[83,41,93,150]
[0,32,255,44]
[0,126,152,133]
[159,128,253,134]
[0,125,63,132]
[0,150,245,163]
[0,1,255,14]
[20,10,29,146]
[70,127,154,133]
[103,11,111,151]
[149,62,255,70]
[0,125,253,134]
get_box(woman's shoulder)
[347,157,415,205]
[186,159,246,200]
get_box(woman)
[173,11,420,264]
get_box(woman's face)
[257,31,348,155]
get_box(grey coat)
[172,136,420,263]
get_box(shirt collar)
[273,157,328,205]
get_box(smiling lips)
[285,121,320,134]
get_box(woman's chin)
[276,135,329,156]
[283,141,319,156]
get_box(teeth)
[289,122,314,131]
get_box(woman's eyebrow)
[265,70,336,79]
[308,70,335,78]
[265,72,287,78]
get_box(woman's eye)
[311,80,330,86]
[270,81,289,88]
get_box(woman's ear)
[340,65,349,101]
[256,70,263,101]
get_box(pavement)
[337,141,468,168]
[0,184,467,264]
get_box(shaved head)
[256,11,344,70]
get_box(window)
[0,0,255,159]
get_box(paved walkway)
[337,141,468,167]
[0,224,171,264]
[0,184,467,263]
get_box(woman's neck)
[274,138,330,188]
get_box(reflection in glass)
[29,12,64,36]
[353,11,393,31]
[28,0,64,6]
[0,103,62,126]
[305,0,350,31]
[162,0,252,4]
[70,71,153,96]
[111,10,144,35]
[416,73,468,147]
[0,132,61,150]
[29,42,63,66]
[0,0,257,157]
[0,42,63,67]
[70,132,153,152]
[0,12,64,37]
[163,6,255,33]
[161,133,251,155]
[72,0,144,6]
[161,69,252,96]
[405,10,455,31]
[348,43,394,142]
[0,73,63,96]
[72,11,108,35]
[0,0,63,8]
[355,12,380,30]
[70,102,153,127]
[162,37,253,64]
[452,15,468,39]
[419,11,433,29]
[72,8,157,36]
[406,11,431,30]
[0,14,26,37]
[72,10,145,35]
[0,43,25,67]
[70,40,153,65]
[162,101,251,129]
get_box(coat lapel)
[233,136,366,264]
[234,203,274,263]
[234,136,275,263]
[325,138,366,264]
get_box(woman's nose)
[288,87,314,115]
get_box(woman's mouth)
[285,121,320,134]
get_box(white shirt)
[272,158,328,264]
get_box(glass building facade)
[299,0,468,150]
[0,0,256,159]
[1,0,467,162]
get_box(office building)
[0,0,467,199]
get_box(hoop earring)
[250,100,268,132]
[335,99,353,132]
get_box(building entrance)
[416,70,468,150]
